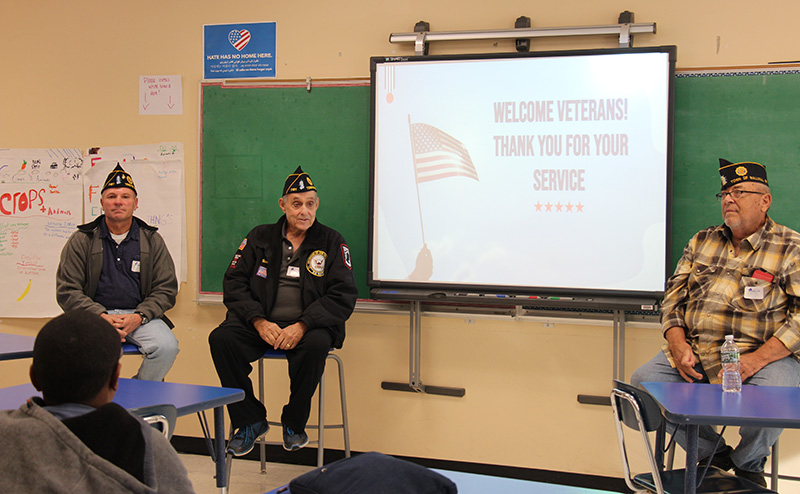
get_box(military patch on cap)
[102,163,137,194]
[283,166,317,196]
[719,159,768,189]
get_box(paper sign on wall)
[203,22,276,79]
[139,75,183,115]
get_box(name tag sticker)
[287,266,300,278]
[131,260,141,273]
[744,286,765,300]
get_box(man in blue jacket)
[209,166,358,456]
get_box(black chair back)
[612,379,663,433]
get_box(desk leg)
[685,424,698,494]
[214,406,228,493]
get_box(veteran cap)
[101,163,136,194]
[283,166,317,196]
[718,159,768,190]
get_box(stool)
[256,348,350,472]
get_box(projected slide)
[370,47,675,296]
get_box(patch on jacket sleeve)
[229,253,242,269]
[238,238,247,251]
[306,250,327,277]
[341,244,352,270]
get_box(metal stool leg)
[317,369,325,467]
[258,357,267,474]
[771,438,779,490]
[256,351,349,472]
[329,353,350,458]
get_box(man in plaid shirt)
[632,159,800,487]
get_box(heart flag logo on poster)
[228,30,251,51]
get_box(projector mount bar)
[389,11,655,55]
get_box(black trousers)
[208,319,332,431]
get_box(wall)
[3,0,800,487]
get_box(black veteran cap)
[719,159,768,190]
[283,166,317,195]
[101,163,137,194]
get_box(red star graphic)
[545,202,553,212]
[566,202,574,212]
[555,202,563,212]
[576,202,584,212]
[535,202,542,211]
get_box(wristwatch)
[135,311,149,325]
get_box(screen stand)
[381,300,466,397]
[576,309,626,406]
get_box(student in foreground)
[0,309,194,493]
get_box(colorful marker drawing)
[16,279,31,301]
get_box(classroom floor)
[181,454,314,494]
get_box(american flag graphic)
[410,123,478,183]
[228,29,251,51]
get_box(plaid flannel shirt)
[660,216,800,382]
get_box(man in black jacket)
[209,166,358,456]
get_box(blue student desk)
[643,381,800,494]
[263,469,619,494]
[0,333,36,360]
[0,378,244,493]
[0,332,140,360]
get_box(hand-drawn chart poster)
[84,143,187,284]
[203,22,276,79]
[0,148,83,317]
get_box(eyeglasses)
[715,189,765,201]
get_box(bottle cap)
[725,334,734,340]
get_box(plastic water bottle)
[721,334,742,393]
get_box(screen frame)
[367,45,677,305]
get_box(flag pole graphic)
[406,117,478,281]
[408,114,427,245]
[407,115,432,281]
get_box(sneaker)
[698,445,734,472]
[734,467,767,488]
[282,425,309,451]
[226,420,269,456]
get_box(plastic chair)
[130,403,178,440]
[610,380,774,494]
[256,348,350,471]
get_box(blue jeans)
[631,350,800,472]
[108,309,179,381]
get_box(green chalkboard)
[200,69,800,299]
[671,68,800,271]
[200,81,370,297]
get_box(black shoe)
[226,420,269,456]
[698,445,734,471]
[734,467,767,488]
[282,425,309,451]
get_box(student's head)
[30,310,121,406]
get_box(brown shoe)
[698,445,734,472]
[734,467,767,488]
